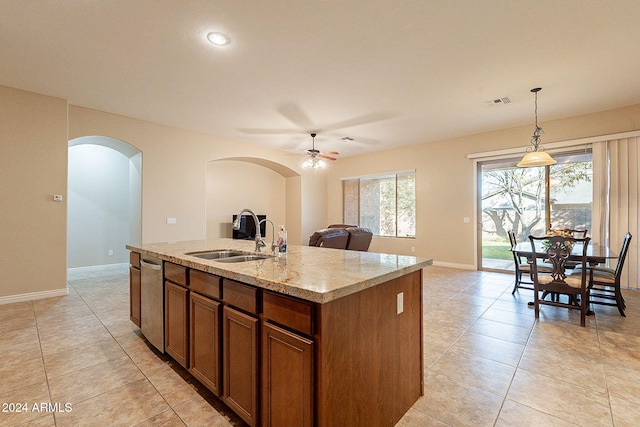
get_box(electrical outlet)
[53,195,63,202]
[166,217,176,225]
[463,217,470,223]
[397,292,404,314]
[108,249,114,256]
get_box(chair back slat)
[614,232,633,277]
[508,230,523,267]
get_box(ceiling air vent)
[485,97,512,107]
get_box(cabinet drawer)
[223,279,257,314]
[165,262,188,287]
[190,270,221,299]
[130,252,141,269]
[263,292,313,336]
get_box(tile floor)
[1,264,639,426]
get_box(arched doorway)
[206,157,302,245]
[68,136,142,268]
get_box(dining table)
[512,240,618,312]
[512,240,618,265]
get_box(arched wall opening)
[68,136,142,267]
[206,157,302,245]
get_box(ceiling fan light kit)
[302,157,326,169]
[517,87,557,168]
[301,133,338,169]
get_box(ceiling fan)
[237,104,394,150]
[301,133,339,169]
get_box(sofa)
[309,225,373,251]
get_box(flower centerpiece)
[543,229,574,252]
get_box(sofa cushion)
[345,227,373,251]
[308,228,349,249]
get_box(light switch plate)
[397,292,404,314]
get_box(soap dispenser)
[277,225,287,256]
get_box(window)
[343,171,416,237]
[479,149,592,270]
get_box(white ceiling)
[2,0,639,158]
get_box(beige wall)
[1,85,329,302]
[68,106,324,246]
[326,104,640,268]
[0,86,68,299]
[206,160,286,243]
[301,171,328,245]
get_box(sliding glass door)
[479,150,593,271]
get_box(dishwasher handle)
[141,259,162,270]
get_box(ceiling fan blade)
[318,154,337,161]
[277,103,315,130]
[322,151,339,155]
[236,127,301,135]
[321,112,395,132]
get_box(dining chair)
[564,229,588,238]
[548,229,588,268]
[548,228,588,238]
[529,234,591,326]
[582,232,632,317]
[509,230,552,295]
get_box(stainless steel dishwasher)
[140,256,164,352]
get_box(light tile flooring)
[1,264,639,426]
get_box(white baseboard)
[0,288,69,306]
[432,261,476,270]
[68,262,129,271]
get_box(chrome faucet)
[259,218,278,255]
[233,208,266,252]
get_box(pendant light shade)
[516,150,557,167]
[517,88,556,168]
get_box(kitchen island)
[127,239,432,427]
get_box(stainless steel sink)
[185,250,271,263]
[185,250,246,260]
[214,254,270,263]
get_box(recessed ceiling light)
[207,32,231,46]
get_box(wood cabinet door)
[262,322,313,427]
[129,266,141,327]
[189,292,221,396]
[165,281,189,368]
[223,306,258,426]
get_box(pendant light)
[517,87,557,167]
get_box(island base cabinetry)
[223,306,258,426]
[189,292,221,396]
[165,280,189,368]
[129,252,141,327]
[131,254,423,427]
[261,322,313,427]
[316,270,423,426]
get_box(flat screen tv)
[232,214,266,240]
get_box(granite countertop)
[126,239,432,304]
